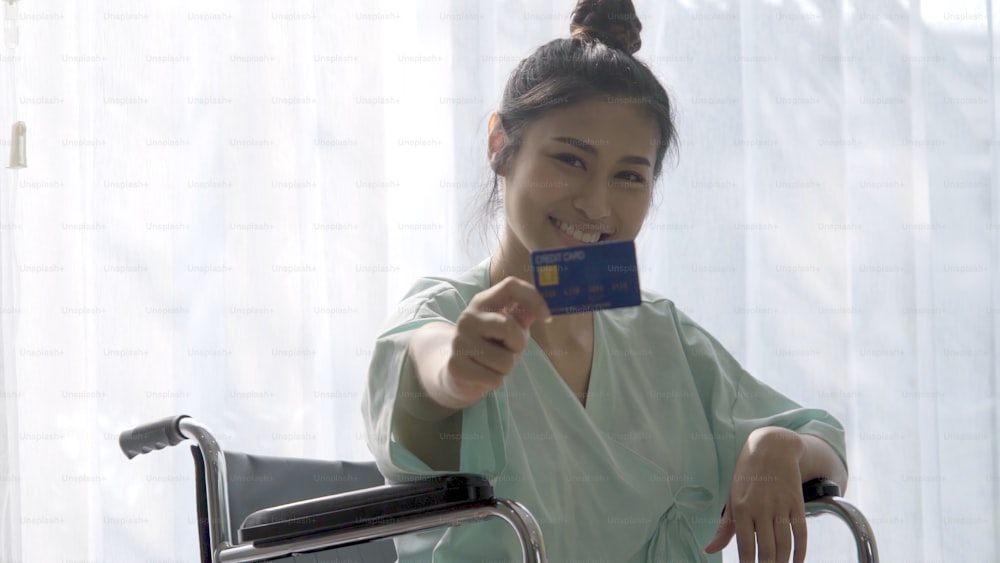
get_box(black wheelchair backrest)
[192,447,397,562]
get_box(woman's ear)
[487,112,506,175]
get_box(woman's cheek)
[623,191,652,220]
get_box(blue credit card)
[530,239,641,315]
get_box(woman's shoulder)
[637,286,676,314]
[399,257,490,307]
[375,259,491,336]
[613,286,699,331]
[608,288,737,364]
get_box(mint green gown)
[362,257,847,562]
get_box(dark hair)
[462,0,678,257]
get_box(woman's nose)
[572,179,611,219]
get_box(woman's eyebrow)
[551,136,651,167]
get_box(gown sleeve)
[671,306,849,500]
[361,284,510,484]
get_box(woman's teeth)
[551,217,602,243]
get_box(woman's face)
[490,97,659,257]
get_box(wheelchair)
[119,414,879,562]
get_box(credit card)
[530,239,641,315]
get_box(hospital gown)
[362,257,848,562]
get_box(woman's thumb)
[703,513,735,554]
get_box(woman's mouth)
[549,217,608,245]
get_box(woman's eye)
[553,155,646,185]
[619,172,645,184]
[554,154,586,169]
[614,172,647,188]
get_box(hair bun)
[569,0,642,55]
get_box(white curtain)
[1,0,997,561]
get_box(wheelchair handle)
[118,414,191,459]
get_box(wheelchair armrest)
[802,477,840,502]
[238,473,493,545]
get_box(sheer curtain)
[0,0,996,561]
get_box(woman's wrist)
[745,427,848,491]
[745,426,806,464]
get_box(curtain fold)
[0,1,996,560]
[1,2,22,560]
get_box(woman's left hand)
[703,427,807,563]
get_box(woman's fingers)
[444,338,505,397]
[735,513,756,563]
[457,309,527,356]
[791,507,808,563]
[450,329,521,379]
[753,517,776,562]
[713,493,809,562]
[474,276,551,329]
[702,504,734,554]
[774,514,793,562]
[728,504,806,563]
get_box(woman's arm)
[795,430,849,494]
[392,321,463,471]
[399,321,463,421]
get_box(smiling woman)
[363,0,849,562]
[0,0,994,559]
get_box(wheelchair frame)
[119,414,879,562]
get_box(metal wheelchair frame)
[119,415,878,562]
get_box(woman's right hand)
[438,276,552,409]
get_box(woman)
[363,1,848,561]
